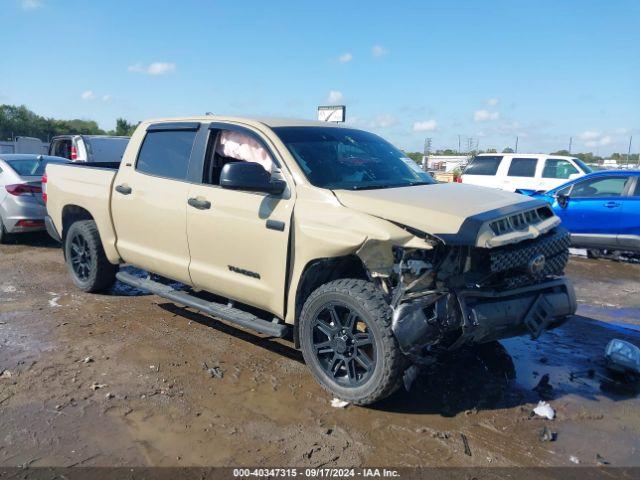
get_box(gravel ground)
[0,233,639,467]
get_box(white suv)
[460,153,592,192]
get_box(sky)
[2,0,639,155]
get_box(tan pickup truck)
[44,116,577,404]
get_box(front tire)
[64,220,117,292]
[299,279,405,405]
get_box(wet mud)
[1,233,639,467]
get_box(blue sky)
[2,0,639,154]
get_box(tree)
[502,147,515,153]
[485,148,497,153]
[404,152,423,164]
[550,149,571,156]
[114,118,136,136]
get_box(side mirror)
[556,193,570,208]
[219,162,286,195]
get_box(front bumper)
[392,278,577,355]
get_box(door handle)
[604,201,621,208]
[115,184,132,195]
[188,197,211,210]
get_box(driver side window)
[203,128,275,186]
[570,176,630,198]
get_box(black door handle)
[115,184,132,195]
[188,197,211,210]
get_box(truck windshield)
[273,126,434,190]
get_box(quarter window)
[507,158,537,177]
[136,130,196,180]
[633,178,640,196]
[464,156,502,176]
[571,176,630,198]
[542,159,579,179]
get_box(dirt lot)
[1,234,639,468]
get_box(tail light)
[16,219,44,228]
[70,145,78,160]
[455,176,463,183]
[5,184,42,196]
[42,173,48,203]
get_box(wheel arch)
[61,205,95,244]
[292,254,369,348]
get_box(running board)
[116,271,289,338]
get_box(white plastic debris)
[0,370,12,379]
[330,398,350,408]
[90,382,107,390]
[48,293,61,307]
[570,455,580,464]
[533,400,555,420]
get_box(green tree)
[404,152,423,164]
[114,118,136,136]
[502,147,515,153]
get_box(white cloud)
[413,119,438,132]
[80,90,95,100]
[474,109,500,122]
[369,114,397,129]
[372,45,388,57]
[338,53,353,63]
[326,90,343,104]
[578,130,601,141]
[128,62,176,75]
[486,98,499,107]
[21,0,41,10]
[101,94,112,102]
[585,135,612,148]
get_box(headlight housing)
[605,339,640,374]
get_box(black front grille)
[480,227,570,289]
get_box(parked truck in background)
[44,116,577,405]
[48,135,129,163]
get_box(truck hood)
[333,183,545,244]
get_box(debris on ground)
[533,400,555,420]
[0,370,13,379]
[461,433,472,456]
[403,364,420,391]
[533,373,554,400]
[330,398,349,408]
[539,426,557,442]
[90,382,107,390]
[48,293,61,307]
[202,361,223,379]
[595,453,609,466]
[81,357,93,364]
[604,339,640,375]
[105,392,115,400]
[570,455,580,464]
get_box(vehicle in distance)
[0,154,69,243]
[44,117,577,405]
[530,170,640,253]
[49,135,129,163]
[461,153,591,192]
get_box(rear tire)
[299,279,405,405]
[64,220,117,292]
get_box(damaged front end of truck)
[356,204,578,362]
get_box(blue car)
[530,170,640,253]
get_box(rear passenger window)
[136,130,196,180]
[507,158,537,177]
[464,156,502,176]
[542,159,579,179]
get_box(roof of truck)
[142,115,348,129]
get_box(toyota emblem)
[528,254,546,275]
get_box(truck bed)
[45,162,121,263]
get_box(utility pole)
[515,136,519,153]
[568,137,572,154]
[627,136,633,168]
[422,138,432,170]
[458,135,461,154]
